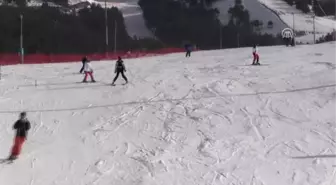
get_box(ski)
[111,82,128,86]
[0,159,14,164]
[77,81,97,84]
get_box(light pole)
[292,13,295,34]
[105,0,108,57]
[219,23,222,49]
[20,14,24,64]
[114,20,117,54]
[233,18,240,48]
[237,33,240,48]
[292,2,295,31]
[312,0,316,44]
[313,15,316,44]
[292,1,296,46]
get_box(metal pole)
[237,33,240,48]
[292,13,295,34]
[20,14,24,64]
[292,12,295,45]
[235,20,239,48]
[313,15,316,44]
[312,0,316,44]
[114,20,117,54]
[105,0,108,57]
[219,24,222,49]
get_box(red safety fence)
[0,48,185,66]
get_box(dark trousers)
[79,62,85,73]
[186,51,191,57]
[113,71,128,83]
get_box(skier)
[112,56,128,86]
[252,44,260,65]
[8,112,31,161]
[82,59,96,83]
[185,43,192,57]
[79,56,88,74]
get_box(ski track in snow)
[0,43,336,185]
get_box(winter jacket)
[253,46,258,54]
[13,118,31,138]
[115,59,126,73]
[81,57,88,64]
[84,62,93,72]
[185,44,192,52]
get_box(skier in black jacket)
[112,56,128,85]
[8,112,31,160]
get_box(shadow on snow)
[291,154,336,159]
[0,84,335,113]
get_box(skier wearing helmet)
[8,112,31,161]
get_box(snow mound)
[0,42,335,185]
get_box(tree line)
[3,0,309,55]
[0,3,164,54]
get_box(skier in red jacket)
[8,112,31,161]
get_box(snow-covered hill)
[0,42,335,185]
[0,0,153,38]
[214,0,288,35]
[71,0,155,38]
[69,0,153,38]
[259,0,336,42]
[214,0,336,43]
[83,0,154,38]
[91,0,336,42]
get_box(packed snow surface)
[0,43,336,185]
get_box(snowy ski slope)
[0,42,335,185]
